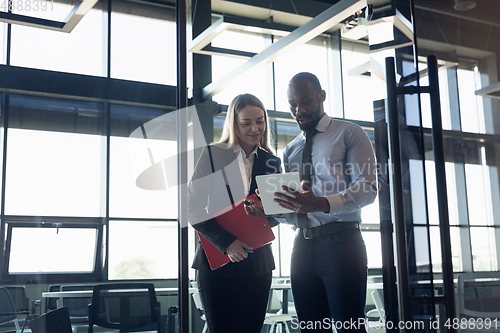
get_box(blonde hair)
[219,94,275,155]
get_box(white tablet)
[255,172,301,215]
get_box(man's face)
[287,79,326,132]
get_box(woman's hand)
[226,239,253,262]
[244,197,266,218]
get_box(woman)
[188,94,281,333]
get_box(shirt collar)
[231,144,259,159]
[302,113,330,138]
[316,113,331,133]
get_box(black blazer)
[188,143,282,277]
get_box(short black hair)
[289,72,322,92]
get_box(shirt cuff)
[325,194,344,215]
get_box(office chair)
[29,306,73,333]
[4,287,29,314]
[264,290,293,333]
[45,285,61,313]
[59,285,93,325]
[191,288,208,333]
[365,289,386,333]
[0,287,26,333]
[87,283,161,333]
[4,287,30,329]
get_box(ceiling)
[414,0,500,26]
[209,0,500,30]
[207,0,500,60]
[211,0,337,28]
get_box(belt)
[300,222,359,240]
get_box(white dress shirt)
[230,144,258,197]
[278,114,378,228]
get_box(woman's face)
[235,105,266,153]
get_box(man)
[275,72,377,332]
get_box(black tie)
[298,130,317,229]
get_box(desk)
[42,288,198,308]
[367,282,384,290]
[42,287,197,298]
[271,283,291,314]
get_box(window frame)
[2,219,104,283]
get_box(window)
[0,93,3,192]
[210,31,333,112]
[418,64,484,132]
[5,223,101,275]
[470,227,498,271]
[274,36,331,113]
[10,1,105,76]
[111,1,176,85]
[109,104,178,280]
[276,120,301,165]
[0,23,5,65]
[211,29,271,107]
[465,163,494,226]
[5,95,104,217]
[341,40,388,122]
[459,67,484,134]
[110,105,177,219]
[438,65,453,131]
[341,45,371,121]
[362,230,383,268]
[108,221,177,279]
[465,162,498,271]
[449,226,464,272]
[276,224,295,276]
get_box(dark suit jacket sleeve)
[252,151,282,228]
[187,146,237,254]
[193,218,237,254]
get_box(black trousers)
[197,267,272,333]
[290,228,367,333]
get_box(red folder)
[198,194,275,270]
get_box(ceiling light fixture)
[475,82,500,99]
[340,5,372,40]
[454,0,477,11]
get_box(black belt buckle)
[302,228,313,240]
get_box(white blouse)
[230,144,258,196]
